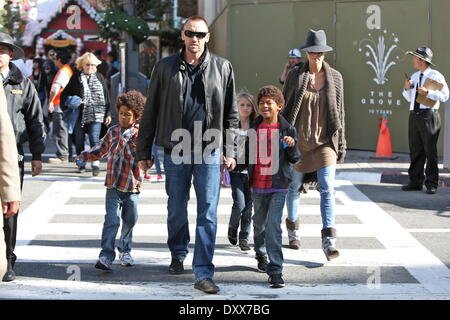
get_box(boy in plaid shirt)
[77,90,145,270]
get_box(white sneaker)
[119,252,134,267]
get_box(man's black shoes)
[2,270,16,282]
[168,258,184,274]
[402,183,437,194]
[401,184,422,191]
[194,278,220,294]
[426,187,437,194]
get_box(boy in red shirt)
[247,86,300,288]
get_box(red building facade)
[22,0,107,58]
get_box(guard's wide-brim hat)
[300,29,333,53]
[406,46,435,66]
[0,32,24,60]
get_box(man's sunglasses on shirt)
[184,30,208,39]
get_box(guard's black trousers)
[408,109,441,189]
[3,158,24,270]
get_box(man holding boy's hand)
[137,15,238,294]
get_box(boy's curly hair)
[116,90,146,122]
[257,85,285,109]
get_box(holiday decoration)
[99,9,151,44]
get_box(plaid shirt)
[81,124,143,193]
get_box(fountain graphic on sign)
[358,30,401,85]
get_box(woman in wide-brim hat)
[282,29,346,260]
[0,32,24,60]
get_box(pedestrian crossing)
[2,176,450,299]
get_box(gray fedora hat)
[0,32,24,60]
[406,46,435,66]
[300,29,333,53]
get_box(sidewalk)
[337,150,450,187]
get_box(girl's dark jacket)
[237,114,301,190]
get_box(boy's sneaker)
[119,252,134,267]
[95,256,112,271]
[268,274,285,288]
[168,258,184,274]
[157,174,165,182]
[228,227,238,245]
[256,255,268,273]
[239,240,251,251]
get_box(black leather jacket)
[136,47,239,160]
[3,62,46,160]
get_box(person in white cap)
[279,48,303,85]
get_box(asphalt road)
[1,156,450,300]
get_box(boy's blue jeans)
[286,165,336,228]
[99,188,139,261]
[163,149,221,283]
[252,191,287,276]
[229,172,253,241]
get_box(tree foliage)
[0,0,25,44]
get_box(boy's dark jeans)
[229,172,253,241]
[252,191,287,275]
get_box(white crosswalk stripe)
[3,179,450,299]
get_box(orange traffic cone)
[373,115,397,160]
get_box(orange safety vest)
[50,64,73,106]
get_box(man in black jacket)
[137,16,239,294]
[0,32,46,282]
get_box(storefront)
[21,0,107,58]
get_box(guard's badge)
[11,89,23,94]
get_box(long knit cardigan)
[282,61,346,163]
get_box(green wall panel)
[210,0,449,154]
[336,0,429,152]
[229,2,295,95]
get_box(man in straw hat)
[0,32,46,281]
[402,46,449,195]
